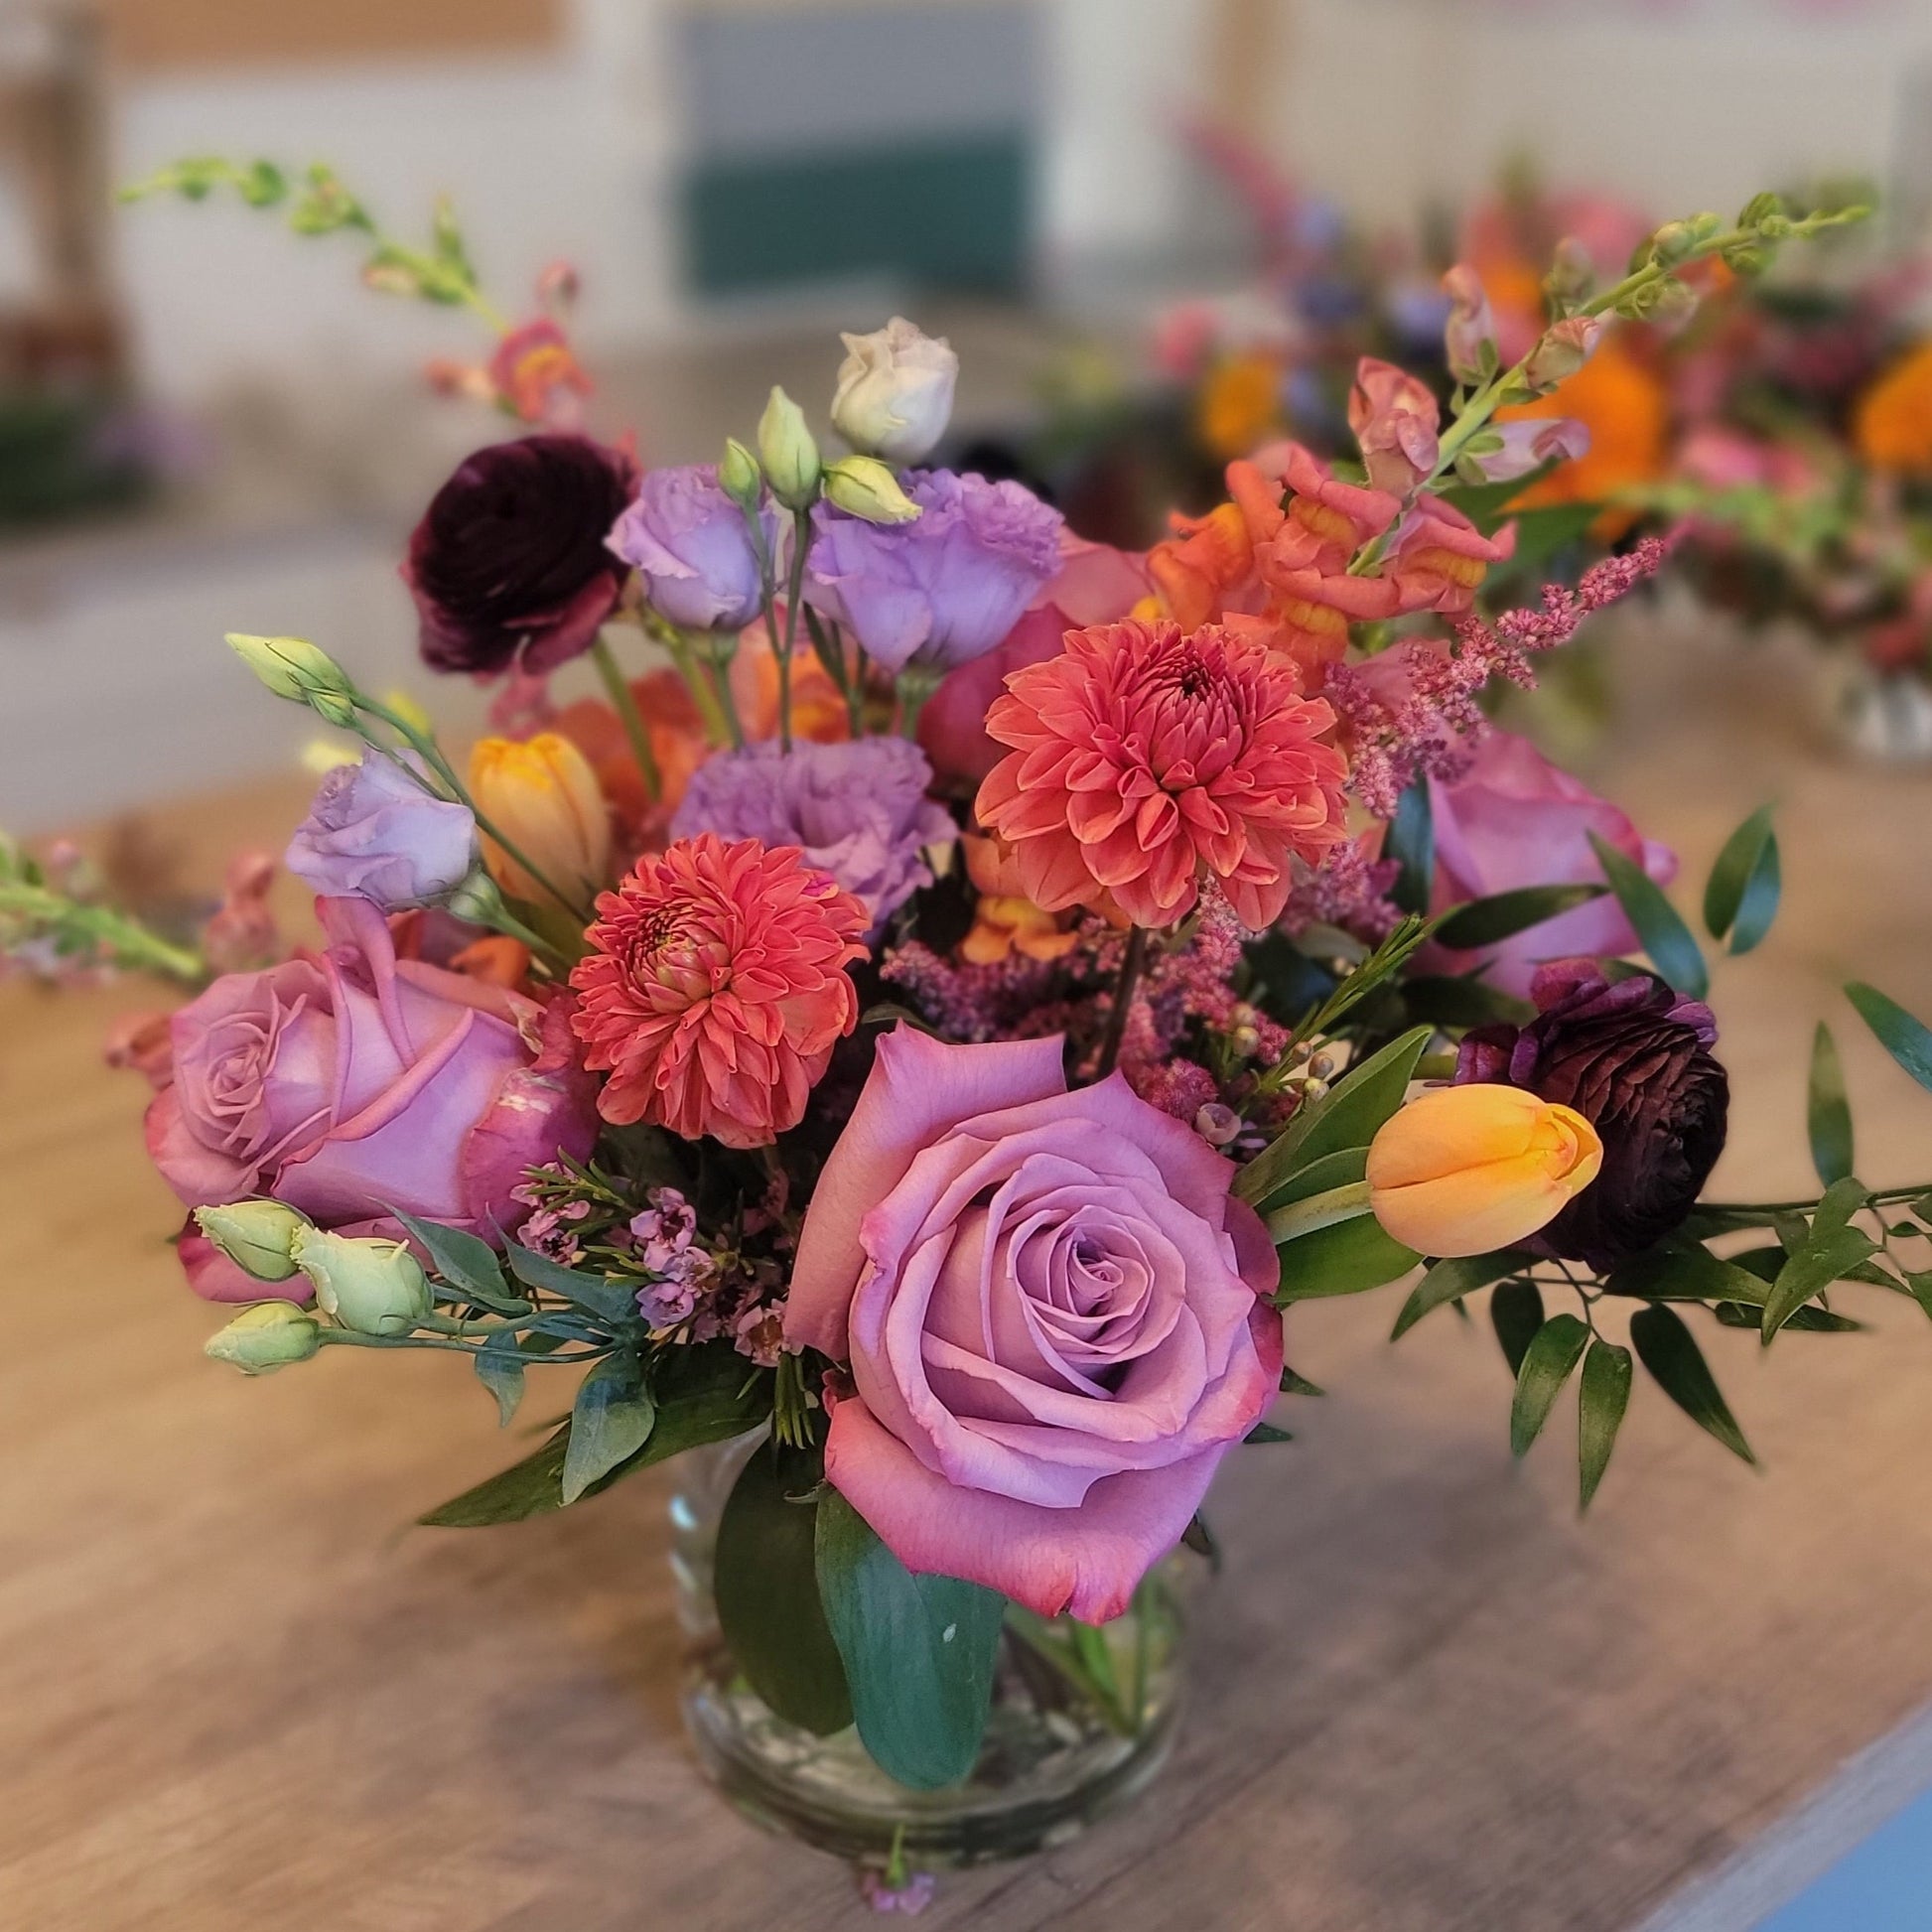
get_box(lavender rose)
[1455,960,1728,1270]
[147,897,598,1302]
[803,469,1065,675]
[670,738,955,933]
[607,464,779,632]
[285,752,477,910]
[786,1028,1282,1622]
[405,434,639,676]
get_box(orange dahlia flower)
[569,834,868,1146]
[975,618,1348,930]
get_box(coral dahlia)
[975,619,1349,930]
[569,835,868,1147]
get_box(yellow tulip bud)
[1365,1085,1602,1258]
[467,732,612,904]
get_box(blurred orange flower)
[1196,352,1284,462]
[468,732,612,902]
[1854,342,1932,475]
[1496,335,1668,534]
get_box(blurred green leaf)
[1386,780,1434,916]
[1401,976,1537,1031]
[475,1336,525,1428]
[1806,1022,1855,1187]
[1434,884,1608,951]
[1846,982,1932,1092]
[1589,832,1707,998]
[1510,1313,1590,1457]
[1491,1279,1545,1379]
[1703,804,1776,949]
[1578,1339,1632,1509]
[1629,1305,1754,1464]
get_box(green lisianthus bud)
[292,1227,432,1336]
[226,633,357,727]
[719,437,762,510]
[757,386,821,510]
[822,456,922,525]
[205,1302,324,1375]
[194,1200,312,1282]
[445,865,505,924]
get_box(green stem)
[0,885,206,984]
[775,509,814,755]
[1265,1179,1374,1246]
[1095,924,1150,1079]
[591,632,662,804]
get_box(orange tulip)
[1366,1084,1602,1258]
[468,733,612,903]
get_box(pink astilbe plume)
[1327,534,1677,817]
[569,834,869,1148]
[976,618,1349,930]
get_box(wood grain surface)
[5,620,1932,1930]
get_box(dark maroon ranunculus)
[404,434,639,677]
[1454,959,1728,1270]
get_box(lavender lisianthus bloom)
[285,752,477,909]
[670,738,955,932]
[607,464,780,632]
[1455,960,1728,1271]
[803,469,1064,675]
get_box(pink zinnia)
[975,619,1349,930]
[569,835,869,1148]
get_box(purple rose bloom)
[803,468,1064,675]
[607,464,779,632]
[1455,959,1729,1271]
[670,738,955,933]
[285,753,477,910]
[405,434,638,677]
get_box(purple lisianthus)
[285,752,477,909]
[803,469,1064,675]
[671,737,955,933]
[608,464,779,632]
[1455,960,1728,1271]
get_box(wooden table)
[7,620,1932,1931]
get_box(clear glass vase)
[670,1433,1186,1869]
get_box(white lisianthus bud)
[822,456,922,525]
[194,1200,312,1282]
[719,437,762,510]
[291,1227,432,1336]
[830,317,958,464]
[757,387,821,510]
[205,1302,324,1375]
[226,633,357,727]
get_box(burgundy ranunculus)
[405,434,639,677]
[1454,959,1728,1271]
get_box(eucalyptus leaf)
[475,1335,525,1428]
[715,1446,852,1735]
[391,1209,524,1312]
[1390,1250,1533,1340]
[815,1488,1005,1790]
[561,1355,657,1504]
[1846,982,1932,1091]
[1629,1304,1754,1464]
[1807,1022,1855,1188]
[1578,1339,1632,1510]
[1490,1279,1545,1379]
[1589,832,1707,998]
[1434,884,1608,951]
[1510,1313,1590,1457]
[505,1243,641,1325]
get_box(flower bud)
[193,1200,312,1283]
[758,386,821,510]
[719,437,762,510]
[822,455,922,525]
[205,1301,324,1375]
[1649,219,1697,265]
[291,1227,432,1335]
[1522,316,1604,394]
[467,732,612,903]
[830,317,958,464]
[226,633,357,727]
[1441,264,1497,386]
[445,865,506,925]
[1366,1084,1602,1258]
[1543,236,1595,308]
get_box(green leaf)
[562,1355,657,1504]
[1244,1421,1294,1444]
[1180,1513,1221,1568]
[1280,1365,1324,1397]
[1588,831,1707,998]
[504,1243,640,1325]
[1510,1313,1591,1457]
[1434,884,1608,951]
[391,1210,524,1313]
[1386,779,1435,915]
[1703,804,1777,948]
[1439,464,1559,532]
[715,1447,852,1735]
[475,1336,525,1428]
[417,1431,572,1527]
[1499,500,1603,575]
[815,1488,1006,1789]
[1390,1250,1533,1340]
[1401,976,1537,1031]
[1629,1305,1754,1464]
[1577,1339,1632,1509]
[1603,1242,1772,1306]
[1729,829,1781,955]
[1237,1026,1431,1210]
[1761,1179,1876,1341]
[1846,982,1932,1092]
[1260,1146,1368,1213]
[1807,1022,1855,1187]
[1490,1279,1545,1378]
[1714,1302,1863,1332]
[1274,1214,1420,1302]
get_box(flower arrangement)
[11,166,1932,1893]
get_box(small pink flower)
[1386,498,1518,617]
[1349,357,1442,496]
[1442,264,1497,385]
